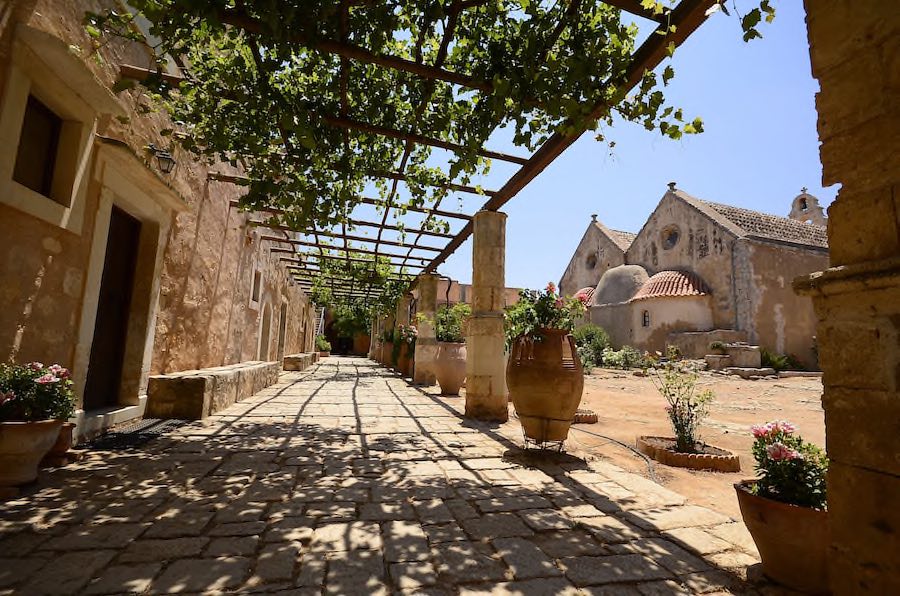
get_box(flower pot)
[398,343,413,376]
[734,481,829,594]
[382,341,394,366]
[435,342,466,396]
[41,421,76,466]
[507,328,583,443]
[0,420,64,486]
[318,351,330,357]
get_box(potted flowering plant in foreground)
[430,303,471,395]
[0,362,76,487]
[735,420,829,594]
[505,283,588,443]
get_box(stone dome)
[630,270,711,302]
[594,265,649,305]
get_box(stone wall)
[735,239,828,369]
[559,221,626,297]
[627,193,738,329]
[798,1,900,592]
[0,0,315,413]
[631,295,714,354]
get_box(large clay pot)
[398,342,413,376]
[353,334,371,356]
[382,341,394,366]
[42,421,76,466]
[0,420,64,486]
[435,342,466,395]
[507,328,583,442]
[735,481,829,594]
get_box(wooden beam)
[260,234,442,253]
[281,254,426,269]
[268,245,430,263]
[257,228,444,252]
[322,115,528,165]
[424,0,716,273]
[249,217,455,240]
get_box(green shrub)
[601,345,648,369]
[434,303,471,343]
[648,358,713,453]
[315,335,331,352]
[761,348,804,371]
[573,324,610,371]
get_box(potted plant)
[380,328,394,366]
[505,283,588,443]
[1,362,76,487]
[735,421,829,594]
[394,324,416,376]
[315,335,332,357]
[431,303,471,395]
[636,351,740,471]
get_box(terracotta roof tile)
[630,270,711,302]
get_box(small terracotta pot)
[435,342,466,395]
[734,481,829,594]
[0,420,64,486]
[507,329,583,442]
[318,351,330,357]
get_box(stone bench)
[147,360,280,420]
[282,352,318,371]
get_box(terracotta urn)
[0,420,64,486]
[398,342,413,376]
[318,351,330,358]
[42,421,76,466]
[507,328,584,442]
[382,341,394,366]
[735,481,829,594]
[434,342,466,396]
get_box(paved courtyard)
[1,357,768,595]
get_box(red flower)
[546,282,556,294]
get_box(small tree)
[434,303,471,343]
[647,350,714,453]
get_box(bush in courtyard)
[761,348,804,371]
[432,303,471,343]
[750,420,827,509]
[647,351,713,453]
[315,335,331,352]
[601,345,648,369]
[573,324,610,372]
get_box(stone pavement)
[0,357,770,595]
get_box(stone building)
[560,187,829,367]
[0,1,316,439]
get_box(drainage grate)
[83,418,188,451]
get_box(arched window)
[799,197,808,211]
[642,310,650,327]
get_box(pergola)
[120,0,718,416]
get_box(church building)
[559,186,829,368]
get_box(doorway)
[276,301,288,362]
[83,206,141,410]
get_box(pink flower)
[49,364,70,379]
[766,442,802,461]
[546,282,556,294]
[751,420,798,439]
[576,293,589,305]
[772,420,797,434]
[751,424,770,438]
[0,390,15,405]
[555,298,564,308]
[35,373,60,384]
[28,362,44,371]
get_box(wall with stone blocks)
[800,1,900,592]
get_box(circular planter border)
[636,435,741,472]
[573,409,598,424]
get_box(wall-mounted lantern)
[147,144,177,174]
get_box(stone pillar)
[396,294,412,327]
[413,275,438,385]
[465,210,508,421]
[368,317,379,360]
[795,3,900,592]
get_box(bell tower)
[788,187,827,226]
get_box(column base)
[464,392,509,422]
[413,338,437,385]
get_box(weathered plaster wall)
[799,2,900,592]
[626,193,738,329]
[559,221,626,297]
[735,239,827,369]
[589,302,633,348]
[631,295,714,354]
[0,1,315,408]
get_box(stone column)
[795,3,900,593]
[413,275,438,385]
[368,317,379,360]
[395,294,412,327]
[465,210,508,421]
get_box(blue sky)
[430,2,835,290]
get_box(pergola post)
[395,294,412,327]
[465,210,508,422]
[368,317,379,360]
[413,274,439,385]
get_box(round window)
[661,225,680,250]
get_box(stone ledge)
[283,352,318,371]
[147,360,280,420]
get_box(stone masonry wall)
[559,221,626,297]
[0,1,314,395]
[800,1,900,592]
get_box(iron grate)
[83,418,187,451]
